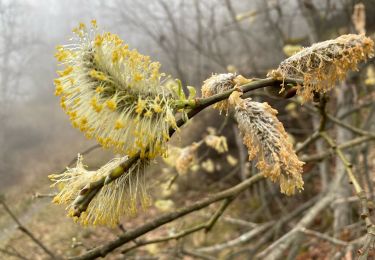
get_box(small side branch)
[0,247,29,260]
[0,199,56,259]
[299,227,349,247]
[69,172,265,259]
[197,221,274,253]
[256,192,335,259]
[70,77,299,221]
[296,130,320,154]
[121,197,235,255]
[301,135,375,162]
[320,132,375,258]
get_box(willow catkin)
[232,94,304,195]
[49,155,150,226]
[201,73,236,113]
[204,134,228,154]
[269,34,374,101]
[51,21,182,226]
[54,21,178,159]
[175,143,200,175]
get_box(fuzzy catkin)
[49,155,150,226]
[234,98,304,195]
[54,21,178,158]
[269,34,374,101]
[201,73,236,113]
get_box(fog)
[0,1,374,258]
[0,0,370,188]
[1,0,301,189]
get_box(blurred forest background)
[0,0,375,259]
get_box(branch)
[33,192,57,199]
[326,113,375,138]
[214,216,258,228]
[0,247,29,260]
[0,199,57,259]
[294,96,327,154]
[175,77,302,110]
[295,130,320,154]
[121,197,236,255]
[338,100,373,119]
[301,135,375,162]
[69,172,265,259]
[181,247,216,260]
[299,227,349,247]
[320,132,375,259]
[256,192,335,259]
[71,77,300,217]
[197,221,274,253]
[224,195,320,259]
[296,102,374,138]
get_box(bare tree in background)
[0,0,35,181]
[0,1,375,260]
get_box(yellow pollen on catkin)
[114,120,124,130]
[73,98,80,105]
[90,97,103,113]
[55,48,71,62]
[72,25,84,37]
[55,84,64,96]
[91,19,97,28]
[106,99,117,111]
[134,73,143,82]
[95,34,103,47]
[135,98,146,114]
[95,104,103,113]
[69,78,75,85]
[49,155,151,226]
[80,117,88,125]
[54,21,178,157]
[90,97,97,105]
[57,66,73,77]
[95,86,104,93]
[79,22,86,30]
[112,52,119,63]
[144,110,153,117]
[69,111,77,120]
[152,102,163,113]
[269,34,374,101]
[53,79,61,85]
[89,69,108,81]
[234,99,304,196]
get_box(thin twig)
[256,192,335,259]
[33,192,57,199]
[197,221,274,253]
[301,135,375,162]
[338,100,373,119]
[299,227,349,247]
[0,247,29,260]
[295,130,320,154]
[181,247,216,260]
[320,132,375,258]
[71,77,300,219]
[205,197,235,232]
[211,215,258,228]
[121,197,236,255]
[327,114,375,138]
[0,199,57,259]
[69,173,265,259]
